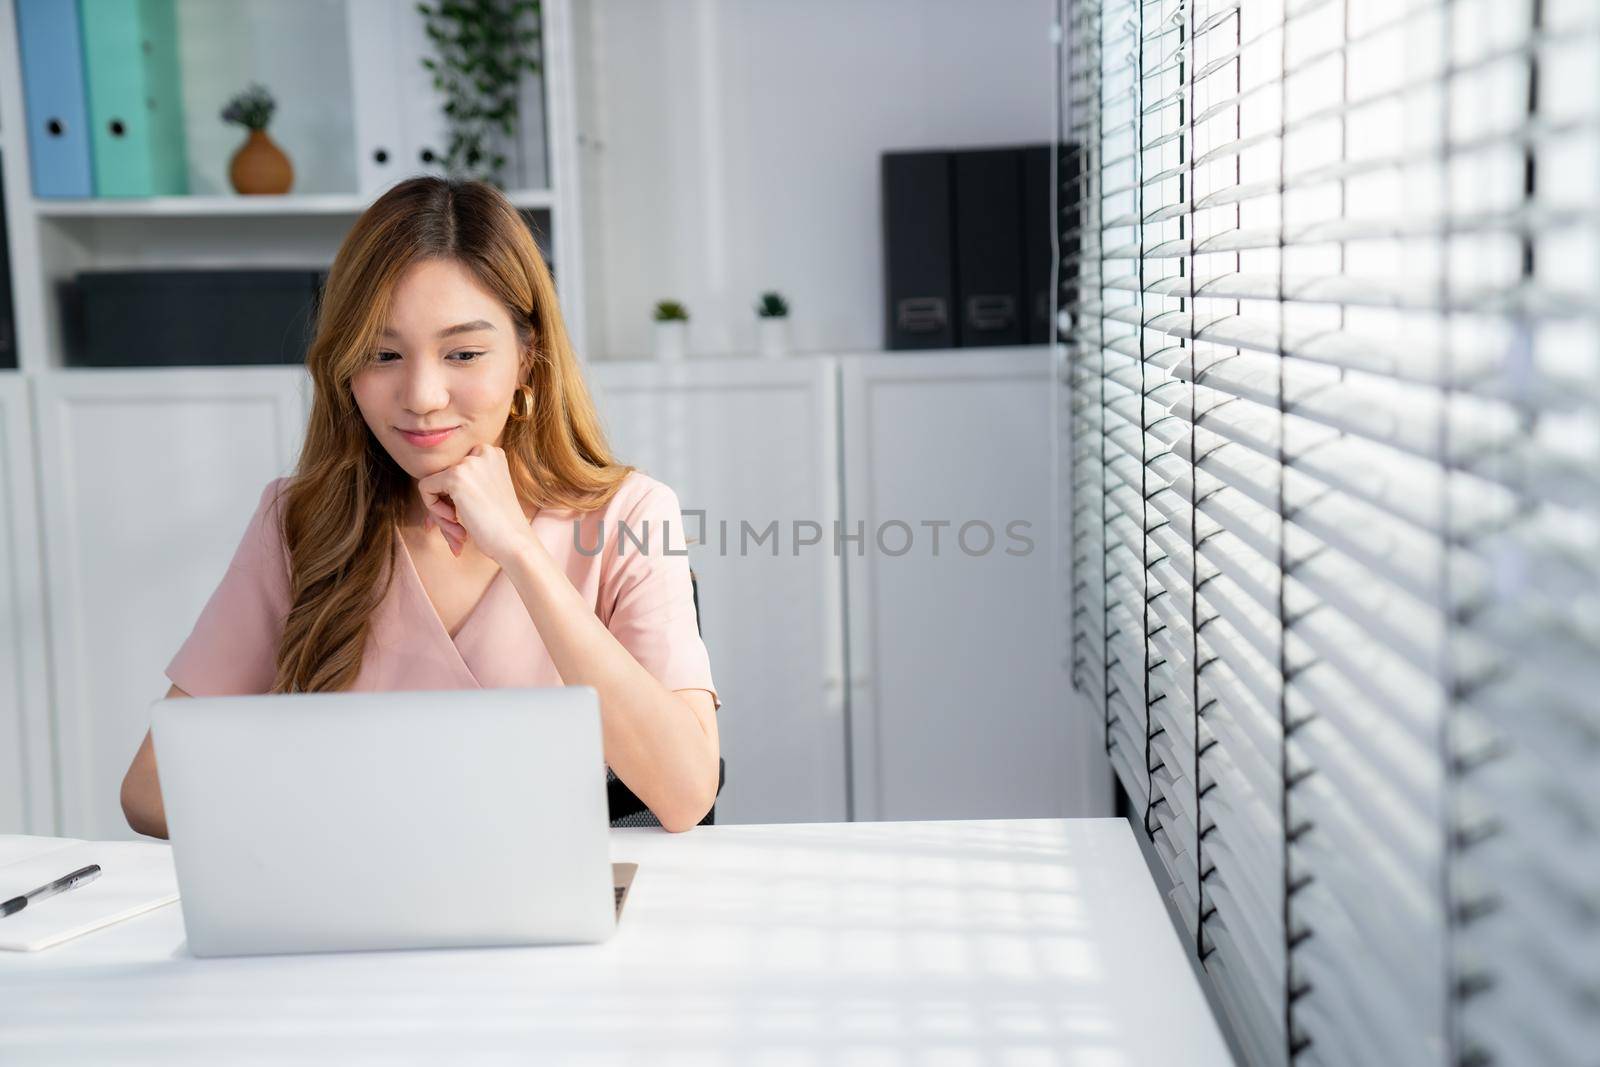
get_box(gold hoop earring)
[510,383,535,421]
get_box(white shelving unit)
[0,0,586,375]
[31,188,558,218]
[0,0,589,836]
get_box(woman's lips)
[398,426,458,447]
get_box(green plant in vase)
[653,300,689,362]
[221,83,293,195]
[416,0,543,189]
[755,291,790,359]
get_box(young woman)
[120,177,721,835]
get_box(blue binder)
[14,0,95,197]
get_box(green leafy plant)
[417,0,542,188]
[755,291,789,318]
[654,300,689,322]
[220,84,276,131]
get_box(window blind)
[1057,0,1600,1064]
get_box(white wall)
[580,0,1055,360]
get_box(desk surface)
[0,818,1233,1065]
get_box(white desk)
[0,819,1233,1065]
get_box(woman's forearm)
[121,727,170,839]
[501,537,719,832]
[123,684,188,839]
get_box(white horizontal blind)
[1059,0,1600,1064]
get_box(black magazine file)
[607,569,725,827]
[0,150,15,369]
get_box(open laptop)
[151,686,626,958]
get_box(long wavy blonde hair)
[270,176,632,693]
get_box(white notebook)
[0,836,179,951]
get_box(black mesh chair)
[606,569,725,827]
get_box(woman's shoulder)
[580,470,691,564]
[214,476,294,580]
[246,475,296,549]
[605,469,679,519]
[551,468,679,523]
[542,469,670,522]
[255,475,294,522]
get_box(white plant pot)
[757,316,790,359]
[654,320,687,362]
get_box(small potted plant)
[755,291,790,359]
[653,300,689,362]
[221,83,293,195]
[419,0,542,188]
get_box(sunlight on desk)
[0,820,1229,1065]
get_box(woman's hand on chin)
[416,443,538,565]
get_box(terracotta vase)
[229,129,294,195]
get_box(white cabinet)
[0,375,54,833]
[840,348,1081,821]
[33,369,308,839]
[588,357,849,824]
[8,351,1092,836]
[592,350,1097,824]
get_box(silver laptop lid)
[151,686,615,957]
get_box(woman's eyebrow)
[381,319,497,339]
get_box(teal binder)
[79,0,188,197]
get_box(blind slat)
[1064,0,1600,1062]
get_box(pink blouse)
[166,470,720,709]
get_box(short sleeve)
[165,477,293,697]
[599,480,721,711]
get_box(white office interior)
[0,0,1595,1064]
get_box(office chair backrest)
[607,569,726,827]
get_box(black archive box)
[0,150,16,369]
[883,143,1060,350]
[72,269,326,368]
[953,147,1024,347]
[1020,144,1053,344]
[882,150,956,349]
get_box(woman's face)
[351,257,525,482]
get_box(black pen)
[1,864,102,918]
